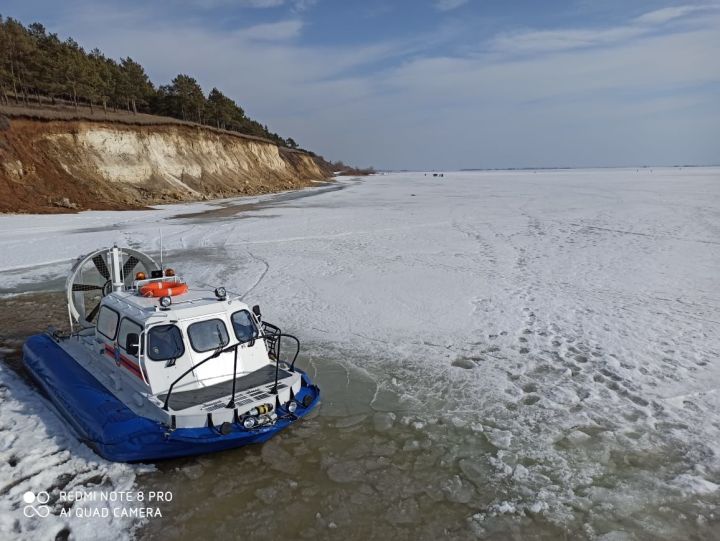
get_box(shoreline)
[0,176,360,289]
[0,176,341,217]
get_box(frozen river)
[1,168,719,540]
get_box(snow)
[0,366,151,541]
[1,168,719,538]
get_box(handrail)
[261,321,301,394]
[260,322,301,368]
[162,337,255,411]
[161,325,303,412]
[270,333,300,393]
[137,331,150,386]
[133,275,182,289]
[227,345,239,408]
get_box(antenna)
[160,229,164,270]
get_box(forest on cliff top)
[0,15,301,149]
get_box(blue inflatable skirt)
[22,334,320,462]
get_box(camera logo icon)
[23,491,50,518]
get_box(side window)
[118,319,142,355]
[231,310,258,342]
[97,306,119,340]
[188,319,230,353]
[147,325,185,361]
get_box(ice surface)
[1,168,719,538]
[0,366,150,540]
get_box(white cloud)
[187,0,285,8]
[634,5,704,25]
[238,19,303,41]
[491,4,719,54]
[290,0,318,12]
[492,26,644,54]
[386,28,720,106]
[243,0,284,6]
[434,0,469,12]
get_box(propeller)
[92,254,110,280]
[72,284,103,292]
[122,255,139,277]
[86,302,102,322]
[66,247,160,328]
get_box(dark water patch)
[0,266,68,295]
[0,290,69,370]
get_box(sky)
[3,0,720,169]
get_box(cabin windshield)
[231,310,258,342]
[188,318,230,353]
[147,324,185,361]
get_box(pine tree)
[3,17,36,104]
[206,87,245,130]
[60,38,87,110]
[120,57,153,114]
[0,17,9,104]
[167,74,205,122]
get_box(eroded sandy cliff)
[0,115,332,213]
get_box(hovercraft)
[23,246,320,462]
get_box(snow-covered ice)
[0,366,150,540]
[0,168,719,539]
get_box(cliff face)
[0,116,332,213]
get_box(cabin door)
[181,315,236,388]
[143,323,198,395]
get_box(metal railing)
[161,321,301,412]
[260,321,301,393]
[162,337,255,411]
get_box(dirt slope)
[0,113,333,213]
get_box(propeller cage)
[66,247,160,328]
